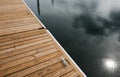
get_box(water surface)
[24,0,120,76]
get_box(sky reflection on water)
[24,0,120,76]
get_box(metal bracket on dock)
[61,57,68,67]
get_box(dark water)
[24,0,120,77]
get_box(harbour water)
[24,0,120,76]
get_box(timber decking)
[0,0,43,36]
[0,0,85,77]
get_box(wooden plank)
[0,10,33,21]
[0,29,46,44]
[0,52,62,77]
[0,33,47,47]
[62,70,79,77]
[0,24,42,36]
[25,62,65,77]
[0,18,39,29]
[0,50,36,65]
[0,0,43,36]
[0,38,52,55]
[0,35,50,51]
[13,36,50,47]
[0,56,35,71]
[0,4,27,12]
[0,48,58,71]
[0,45,55,64]
[0,0,22,5]
[34,48,58,57]
[6,56,63,77]
[11,29,46,40]
[0,34,49,50]
[0,41,54,60]
[44,65,74,77]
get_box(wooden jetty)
[0,0,86,77]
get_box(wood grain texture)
[0,0,43,36]
[25,62,65,77]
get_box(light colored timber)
[0,4,27,12]
[6,56,63,77]
[44,65,74,77]
[25,62,66,77]
[0,24,41,36]
[0,29,46,46]
[0,0,85,77]
[0,52,62,77]
[0,35,50,51]
[0,37,52,55]
[0,18,39,29]
[0,10,33,21]
[0,33,48,46]
[0,41,54,60]
[62,70,80,77]
[0,48,58,71]
[0,0,43,36]
[0,45,55,64]
[0,0,22,5]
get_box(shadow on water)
[24,0,120,77]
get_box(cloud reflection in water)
[73,0,120,37]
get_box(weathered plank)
[0,4,27,12]
[0,29,46,44]
[0,41,54,60]
[0,48,58,71]
[6,56,63,77]
[0,34,49,51]
[0,0,22,5]
[25,62,65,77]
[0,0,43,36]
[0,18,39,29]
[0,38,52,55]
[0,10,33,21]
[62,70,80,77]
[0,45,55,64]
[0,52,62,77]
[0,24,41,36]
[44,65,74,77]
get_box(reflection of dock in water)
[52,0,54,5]
[37,0,40,15]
